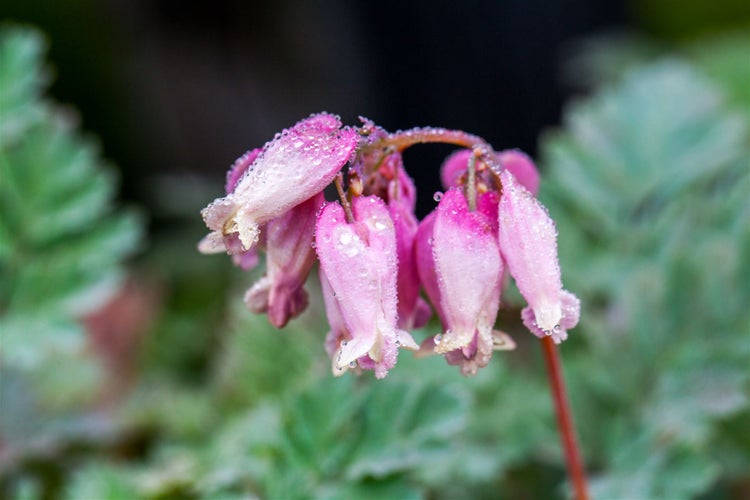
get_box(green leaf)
[0,26,142,370]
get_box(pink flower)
[497,149,540,196]
[498,170,579,342]
[440,148,540,196]
[315,195,418,378]
[199,113,358,252]
[244,192,324,328]
[429,189,505,374]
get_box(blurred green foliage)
[1,24,749,500]
[542,52,750,497]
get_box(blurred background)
[1,0,748,499]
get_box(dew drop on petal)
[434,334,443,345]
[433,191,444,202]
[349,361,357,368]
[553,324,561,333]
[339,232,353,245]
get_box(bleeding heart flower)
[498,170,580,342]
[426,189,510,375]
[315,195,418,378]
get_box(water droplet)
[434,334,443,345]
[374,221,386,230]
[339,232,353,245]
[433,192,444,202]
[293,140,303,148]
[395,339,401,346]
[312,158,322,166]
[341,340,348,347]
[349,361,357,368]
[544,330,552,336]
[553,324,561,333]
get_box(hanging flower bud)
[498,170,580,342]
[199,113,358,252]
[315,195,418,378]
[244,192,324,328]
[429,189,506,374]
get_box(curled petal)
[200,113,358,250]
[522,290,580,343]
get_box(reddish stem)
[540,336,589,500]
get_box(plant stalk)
[540,336,589,500]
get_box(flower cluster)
[200,113,579,378]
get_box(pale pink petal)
[315,196,416,378]
[498,170,564,333]
[432,189,503,354]
[201,113,358,250]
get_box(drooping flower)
[244,192,324,328]
[421,189,510,375]
[498,170,579,342]
[199,113,358,252]
[315,195,418,378]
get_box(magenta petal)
[244,193,322,328]
[415,211,445,327]
[200,113,358,250]
[498,149,540,196]
[315,196,417,378]
[389,198,425,330]
[432,189,503,354]
[498,170,569,334]
[441,149,471,189]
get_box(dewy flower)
[315,195,418,378]
[199,113,358,252]
[428,189,506,374]
[498,170,580,343]
[244,192,324,328]
[200,112,579,377]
